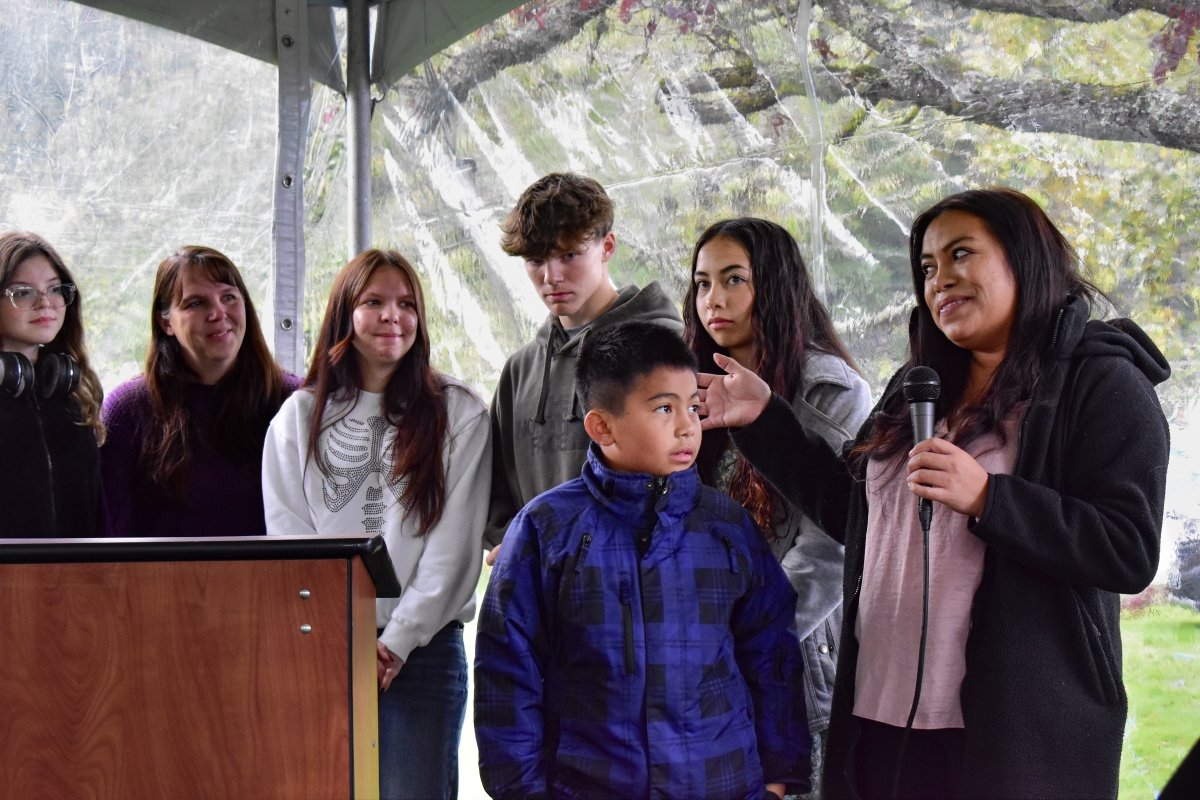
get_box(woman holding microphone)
[698,189,1169,799]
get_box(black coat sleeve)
[969,357,1169,594]
[730,393,856,545]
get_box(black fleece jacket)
[0,390,99,538]
[732,298,1170,799]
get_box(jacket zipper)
[720,536,739,574]
[575,533,593,573]
[559,533,593,601]
[31,392,56,535]
[620,579,635,675]
[1011,305,1065,473]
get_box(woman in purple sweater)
[100,247,300,537]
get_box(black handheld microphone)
[893,366,940,799]
[903,366,941,533]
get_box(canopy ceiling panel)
[371,0,528,87]
[71,0,345,91]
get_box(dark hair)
[144,246,285,496]
[500,173,614,259]
[856,187,1100,465]
[305,249,450,537]
[0,231,105,440]
[576,320,698,415]
[683,217,858,532]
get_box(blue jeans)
[378,622,467,800]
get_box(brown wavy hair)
[500,173,614,259]
[684,218,858,533]
[144,246,285,497]
[304,249,451,537]
[0,231,105,441]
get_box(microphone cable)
[892,366,940,800]
[891,503,932,800]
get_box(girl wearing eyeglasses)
[0,231,105,538]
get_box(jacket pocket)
[1071,586,1122,706]
[619,577,635,675]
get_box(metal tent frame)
[70,0,525,373]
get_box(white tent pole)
[346,0,371,259]
[272,0,311,375]
[795,0,826,306]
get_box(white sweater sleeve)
[262,392,319,537]
[378,393,492,662]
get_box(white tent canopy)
[69,0,525,372]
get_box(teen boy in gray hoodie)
[484,173,682,554]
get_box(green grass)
[1120,603,1200,798]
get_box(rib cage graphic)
[321,415,406,513]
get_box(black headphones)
[0,351,80,400]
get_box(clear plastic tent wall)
[2,0,1199,791]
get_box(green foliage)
[1120,604,1200,798]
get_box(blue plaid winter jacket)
[475,446,811,800]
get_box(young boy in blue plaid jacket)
[475,321,811,800]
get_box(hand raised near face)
[696,353,771,430]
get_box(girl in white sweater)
[262,249,491,800]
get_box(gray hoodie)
[484,282,683,547]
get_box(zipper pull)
[575,533,592,574]
[721,536,739,574]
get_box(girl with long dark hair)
[262,249,491,800]
[697,189,1169,798]
[0,231,104,537]
[683,218,871,797]
[100,246,300,537]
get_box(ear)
[599,231,617,263]
[583,408,616,446]
[157,312,175,338]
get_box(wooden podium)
[0,535,401,800]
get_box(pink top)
[853,411,1021,729]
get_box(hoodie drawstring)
[533,335,555,424]
[533,325,566,424]
[566,328,590,422]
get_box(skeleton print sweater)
[262,378,491,662]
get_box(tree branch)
[946,0,1176,23]
[818,0,1200,153]
[394,0,618,102]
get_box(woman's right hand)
[696,353,771,430]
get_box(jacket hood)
[533,280,681,352]
[581,443,700,529]
[1055,296,1171,386]
[530,281,682,424]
